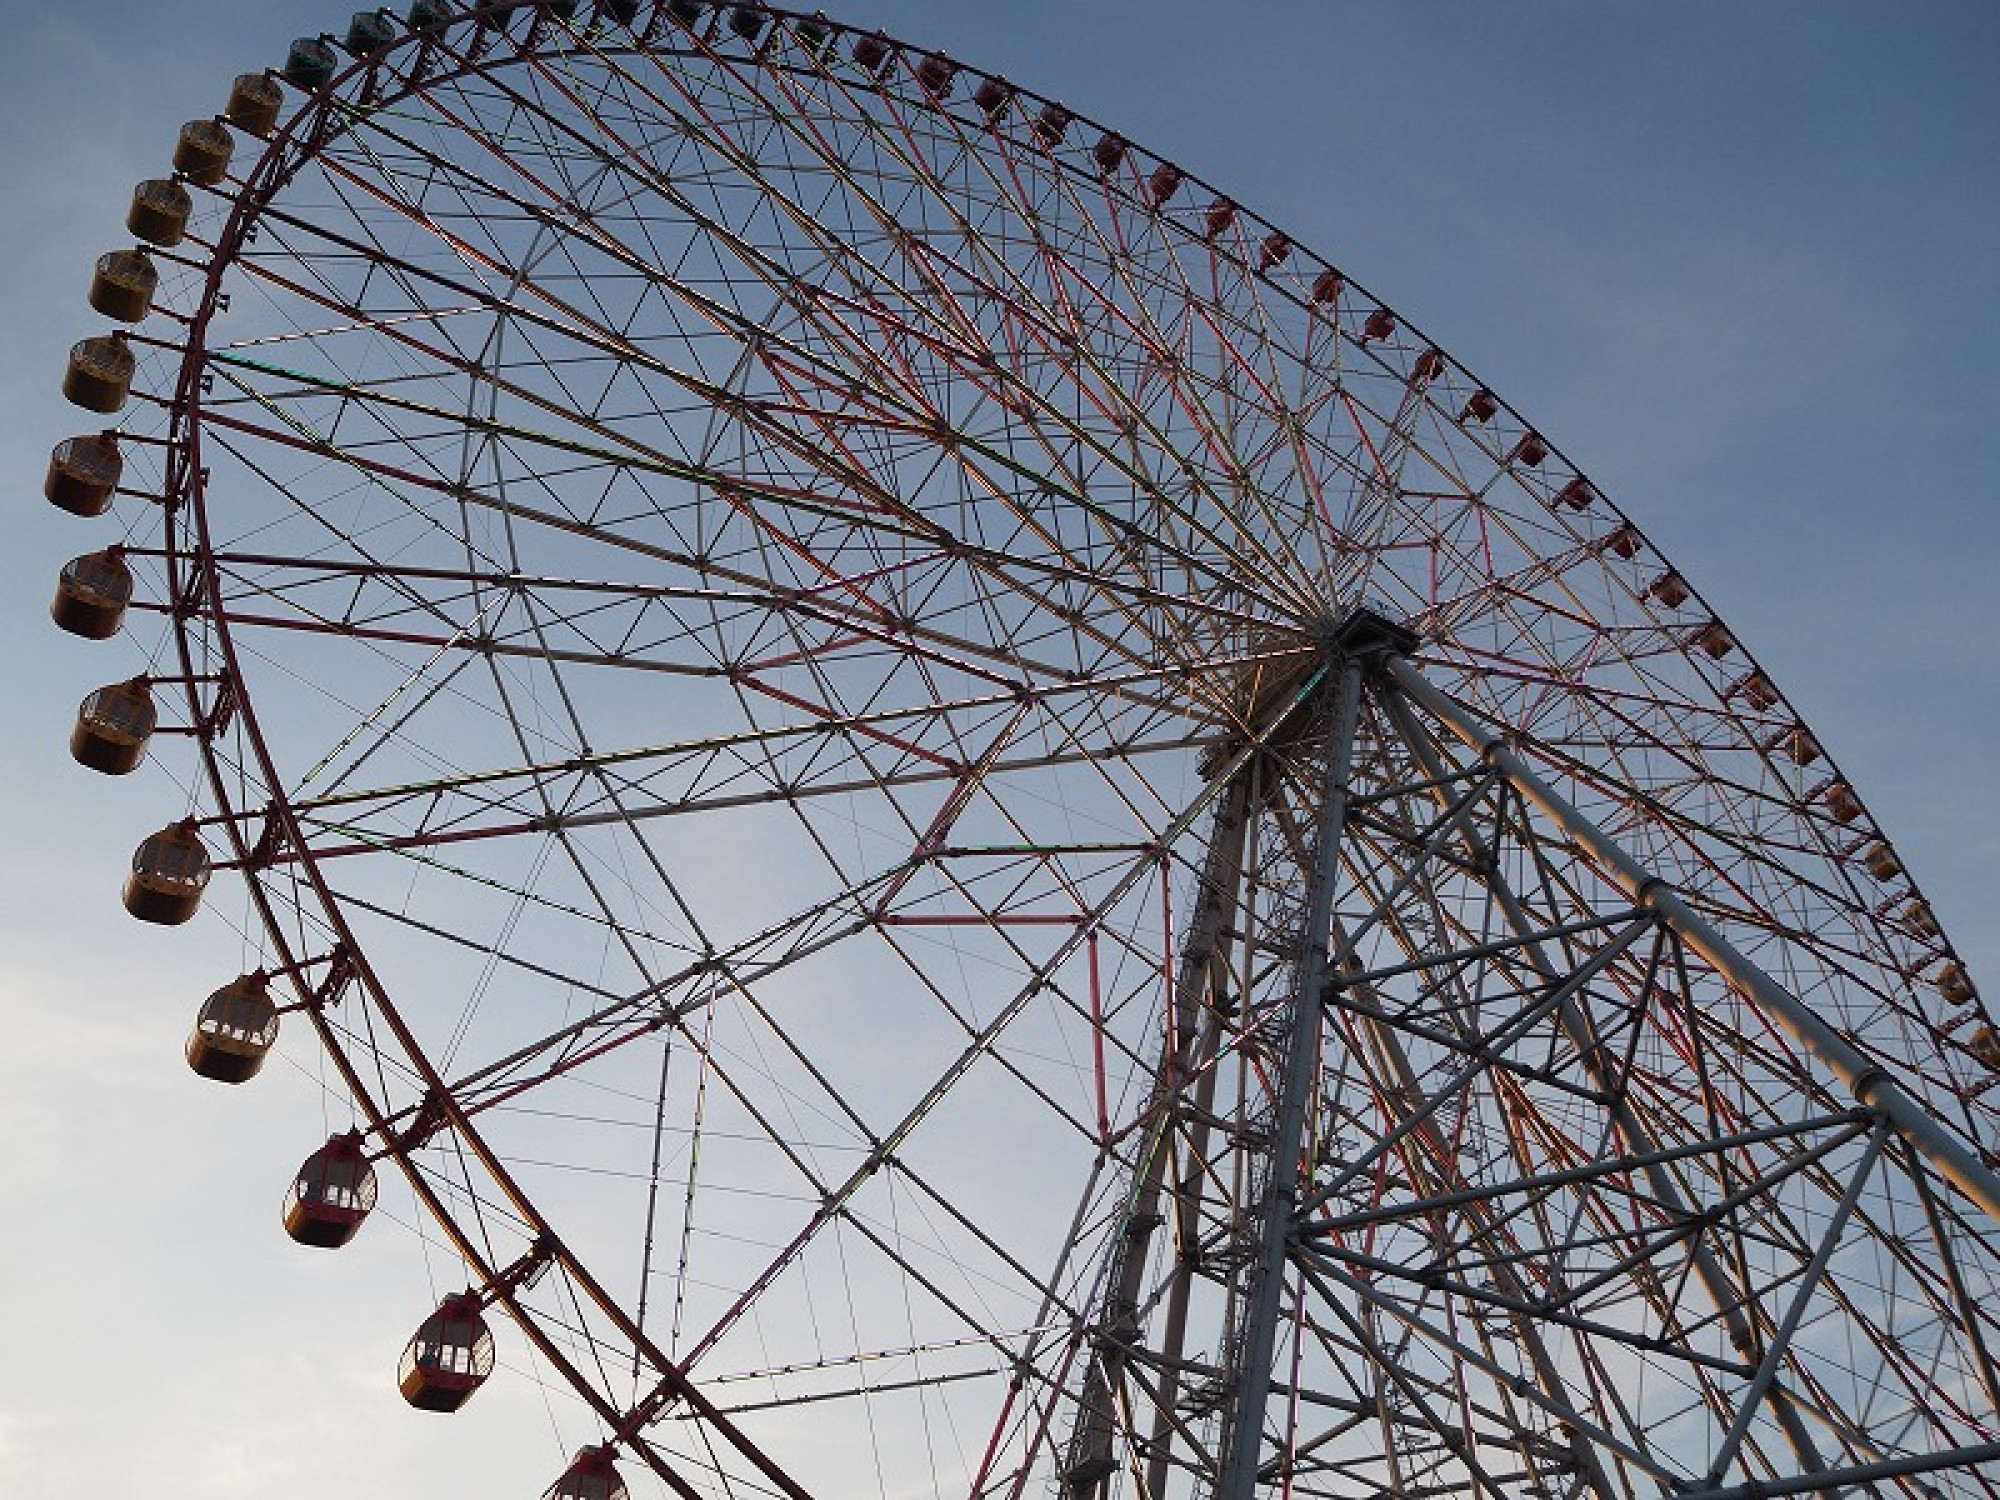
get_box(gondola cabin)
[973,77,1012,119]
[63,334,134,414]
[1939,963,1975,1008]
[1822,782,1861,825]
[343,11,397,55]
[914,54,956,97]
[127,179,191,247]
[399,1294,495,1411]
[45,433,123,516]
[283,1132,377,1247]
[281,37,338,91]
[1648,571,1691,610]
[52,548,134,639]
[549,1446,629,1500]
[1556,477,1593,510]
[224,73,283,137]
[791,11,829,53]
[1693,621,1735,659]
[185,973,279,1082]
[1863,842,1903,883]
[71,677,156,775]
[124,820,211,925]
[88,250,157,323]
[1598,524,1640,560]
[851,30,891,74]
[172,119,233,185]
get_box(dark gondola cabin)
[280,37,338,91]
[172,119,234,185]
[283,1131,377,1247]
[548,1446,629,1500]
[124,820,211,925]
[224,72,282,137]
[88,250,158,323]
[45,433,123,516]
[973,77,1012,119]
[1556,477,1594,510]
[1599,524,1641,560]
[72,677,156,775]
[399,1294,495,1411]
[52,549,134,639]
[186,972,279,1082]
[1649,570,1691,609]
[851,29,891,73]
[1693,620,1735,659]
[1939,963,1975,1008]
[343,11,397,55]
[1864,842,1903,883]
[127,179,191,247]
[63,334,135,414]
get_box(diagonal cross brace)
[1386,653,2000,1223]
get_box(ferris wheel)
[43,3,2000,1497]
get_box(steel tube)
[1671,1440,2000,1499]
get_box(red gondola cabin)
[283,1131,377,1247]
[548,1446,629,1500]
[399,1294,495,1411]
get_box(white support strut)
[1385,654,2000,1223]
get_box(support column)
[1215,653,1365,1500]
[1062,771,1254,1496]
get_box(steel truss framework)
[57,2,2000,1497]
[1058,618,2000,1499]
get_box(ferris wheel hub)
[1323,603,1421,663]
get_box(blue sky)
[2,3,1995,1495]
